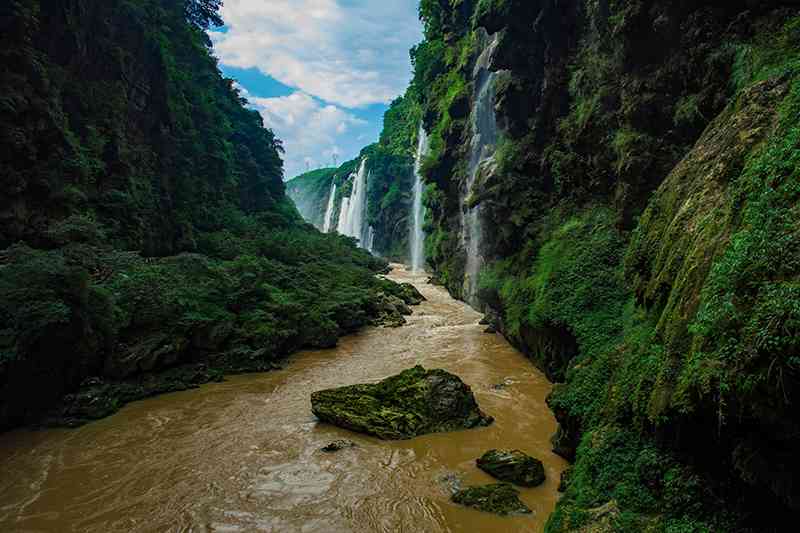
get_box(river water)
[0,267,566,532]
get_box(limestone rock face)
[451,483,532,515]
[310,365,493,439]
[477,449,546,487]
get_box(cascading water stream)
[336,159,373,251]
[365,226,375,254]
[462,31,501,304]
[410,125,430,272]
[322,183,337,233]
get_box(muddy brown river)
[0,267,566,532]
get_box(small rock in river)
[439,472,464,494]
[491,378,514,390]
[483,325,498,334]
[477,449,546,487]
[320,440,357,453]
[451,483,532,515]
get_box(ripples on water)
[0,266,566,532]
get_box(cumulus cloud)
[248,92,366,177]
[210,0,421,108]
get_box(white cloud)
[248,92,366,177]
[210,0,422,108]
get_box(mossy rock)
[310,365,493,439]
[477,449,546,487]
[398,282,426,305]
[451,483,532,516]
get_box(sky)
[209,0,423,179]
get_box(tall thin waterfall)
[365,226,375,254]
[463,32,501,303]
[336,196,350,235]
[322,183,337,233]
[410,125,430,272]
[336,159,372,250]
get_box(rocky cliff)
[401,0,800,530]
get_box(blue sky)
[209,1,423,179]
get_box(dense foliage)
[404,0,800,530]
[0,0,396,430]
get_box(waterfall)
[462,32,501,303]
[322,183,337,233]
[365,226,376,253]
[410,125,430,272]
[336,159,372,250]
[336,196,350,235]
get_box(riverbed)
[0,266,566,532]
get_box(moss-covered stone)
[451,483,532,515]
[397,282,426,305]
[477,449,546,487]
[310,365,493,439]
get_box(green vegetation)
[451,483,532,516]
[0,0,401,430]
[286,168,338,228]
[548,426,737,532]
[405,1,800,530]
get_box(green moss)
[451,483,531,516]
[477,449,546,487]
[546,426,737,533]
[673,94,705,127]
[310,366,493,439]
[479,207,627,378]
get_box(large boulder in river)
[310,365,493,439]
[451,483,532,515]
[477,449,546,487]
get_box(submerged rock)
[451,483,532,515]
[310,365,493,440]
[320,439,357,453]
[439,472,464,494]
[477,449,546,487]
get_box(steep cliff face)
[286,168,338,229]
[406,0,800,530]
[0,0,399,430]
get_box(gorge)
[3,0,800,531]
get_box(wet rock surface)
[397,282,426,305]
[372,293,411,328]
[451,483,532,515]
[310,365,493,440]
[477,449,546,487]
[320,440,357,453]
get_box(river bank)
[0,266,566,532]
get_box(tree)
[185,0,223,30]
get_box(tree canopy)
[185,0,223,30]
